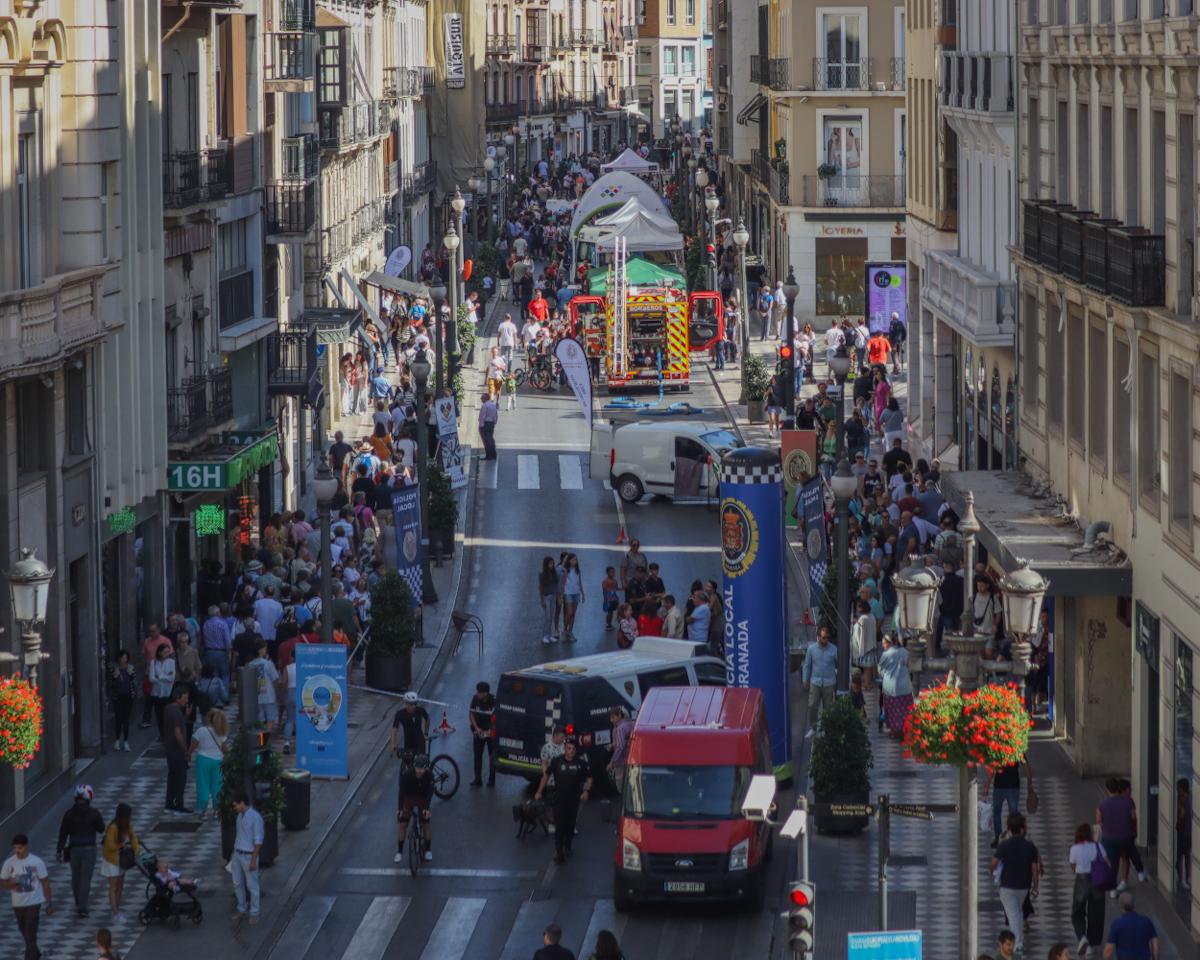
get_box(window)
[1087,320,1106,466]
[1169,370,1193,534]
[99,162,116,262]
[1152,110,1166,235]
[815,237,868,316]
[637,666,690,698]
[1125,108,1139,225]
[686,0,695,24]
[1100,106,1113,218]
[694,662,727,685]
[15,381,47,474]
[668,0,676,24]
[664,46,677,75]
[220,219,249,275]
[218,218,255,329]
[318,28,345,104]
[1113,334,1131,485]
[17,132,36,288]
[1056,100,1069,201]
[1067,308,1085,445]
[1138,350,1160,504]
[681,46,695,76]
[1046,297,1063,433]
[186,73,199,152]
[1076,103,1090,210]
[66,363,89,456]
[822,115,864,195]
[1022,291,1039,418]
[822,13,864,89]
[162,73,173,157]
[1026,98,1039,197]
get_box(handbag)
[1026,785,1040,815]
[1090,841,1117,892]
[118,843,136,871]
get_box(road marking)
[267,894,334,960]
[499,900,561,960]
[479,457,499,489]
[517,454,540,489]
[576,899,627,959]
[416,897,488,960]
[558,455,583,490]
[339,867,540,879]
[339,896,410,960]
[602,479,611,491]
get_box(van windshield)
[699,430,742,455]
[624,765,752,820]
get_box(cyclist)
[395,754,434,863]
[390,691,431,760]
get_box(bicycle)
[405,804,428,877]
[513,355,554,392]
[396,732,461,800]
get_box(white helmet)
[403,691,419,704]
[74,784,94,801]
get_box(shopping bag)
[978,798,993,834]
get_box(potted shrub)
[0,676,44,769]
[365,571,419,692]
[809,697,873,834]
[218,727,285,865]
[817,162,839,180]
[743,354,770,423]
[428,465,459,558]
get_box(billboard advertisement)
[866,261,907,334]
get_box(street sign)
[847,930,923,960]
[810,802,875,817]
[889,802,957,820]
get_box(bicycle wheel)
[530,367,552,392]
[514,369,527,387]
[408,818,422,877]
[431,754,460,799]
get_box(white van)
[589,419,743,503]
[494,637,726,780]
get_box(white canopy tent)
[600,147,660,175]
[594,206,684,254]
[569,171,670,239]
[593,196,678,233]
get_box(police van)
[495,638,726,781]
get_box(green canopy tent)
[588,257,686,289]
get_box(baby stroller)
[135,847,203,928]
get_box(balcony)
[208,366,234,423]
[318,102,381,150]
[383,66,399,99]
[622,25,636,40]
[407,159,437,195]
[487,100,522,123]
[296,306,362,345]
[571,29,603,46]
[813,58,871,91]
[167,377,209,446]
[281,0,315,30]
[265,31,315,88]
[1021,200,1166,308]
[523,43,550,62]
[418,66,435,95]
[397,67,421,98]
[765,57,789,91]
[487,34,517,56]
[750,149,790,205]
[266,329,321,403]
[321,221,352,269]
[890,57,906,90]
[750,55,763,83]
[203,146,233,201]
[799,174,906,208]
[921,249,1016,347]
[282,134,318,181]
[351,198,387,245]
[940,51,1014,113]
[163,152,205,208]
[0,265,110,379]
[265,180,316,239]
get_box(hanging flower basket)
[0,676,44,769]
[902,681,1031,769]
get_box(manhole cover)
[151,820,203,834]
[888,855,928,867]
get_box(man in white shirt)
[486,347,508,402]
[1,833,53,958]
[247,641,281,732]
[520,317,542,356]
[253,588,284,644]
[496,313,519,368]
[824,322,845,369]
[853,319,871,371]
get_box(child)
[504,371,517,410]
[849,672,867,720]
[153,859,198,894]
[616,603,638,650]
[601,567,619,631]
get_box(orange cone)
[440,710,451,734]
[615,524,628,544]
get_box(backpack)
[758,289,772,312]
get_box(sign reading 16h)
[167,462,226,492]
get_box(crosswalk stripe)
[576,899,627,959]
[558,454,583,489]
[517,454,540,489]
[498,900,560,960]
[417,897,488,960]
[339,867,539,879]
[339,896,410,960]
[268,894,334,960]
[479,456,499,489]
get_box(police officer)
[468,681,497,787]
[535,738,593,864]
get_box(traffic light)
[778,343,795,428]
[244,726,270,779]
[706,243,717,274]
[447,350,463,383]
[787,881,815,957]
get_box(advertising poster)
[800,478,828,615]
[866,262,907,334]
[391,486,423,606]
[433,397,467,489]
[443,14,465,89]
[554,337,593,429]
[295,644,349,779]
[719,448,791,781]
[780,430,818,528]
[847,930,923,960]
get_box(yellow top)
[101,822,140,866]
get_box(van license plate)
[664,881,706,894]
[499,738,523,749]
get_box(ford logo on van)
[674,858,694,869]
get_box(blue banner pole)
[295,644,349,779]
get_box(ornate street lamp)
[4,548,54,689]
[312,464,339,645]
[829,345,852,455]
[443,220,462,375]
[999,560,1050,702]
[732,218,751,402]
[704,186,719,216]
[830,459,858,694]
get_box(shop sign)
[444,14,465,89]
[167,432,279,492]
[819,225,865,237]
[168,462,227,492]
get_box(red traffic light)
[780,345,793,359]
[790,887,810,907]
[706,244,715,253]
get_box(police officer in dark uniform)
[535,738,593,864]
[468,681,497,787]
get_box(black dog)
[512,799,553,839]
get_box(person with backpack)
[756,284,773,341]
[1069,821,1111,955]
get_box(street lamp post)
[445,209,463,365]
[830,460,857,694]
[409,351,438,608]
[429,277,448,396]
[782,267,800,428]
[694,165,708,242]
[483,156,496,242]
[732,218,750,403]
[829,345,852,456]
[704,187,719,291]
[999,561,1050,709]
[467,177,483,248]
[3,548,54,690]
[312,464,339,645]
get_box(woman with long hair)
[148,642,175,733]
[191,709,229,820]
[96,927,120,960]
[588,929,625,960]
[560,554,585,643]
[100,803,139,921]
[537,557,559,645]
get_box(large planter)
[366,651,412,692]
[747,399,766,423]
[813,790,872,835]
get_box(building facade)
[636,0,705,137]
[1015,0,1200,931]
[747,0,907,312]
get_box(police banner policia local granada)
[719,448,792,780]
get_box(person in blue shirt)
[1104,893,1159,960]
[802,627,838,737]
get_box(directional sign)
[811,803,875,817]
[889,804,934,821]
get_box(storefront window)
[814,237,867,316]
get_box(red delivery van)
[613,686,773,912]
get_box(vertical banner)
[865,261,907,334]
[391,487,424,606]
[434,397,467,490]
[443,14,465,89]
[554,337,593,430]
[780,429,818,528]
[800,478,828,612]
[720,448,792,781]
[295,644,348,779]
